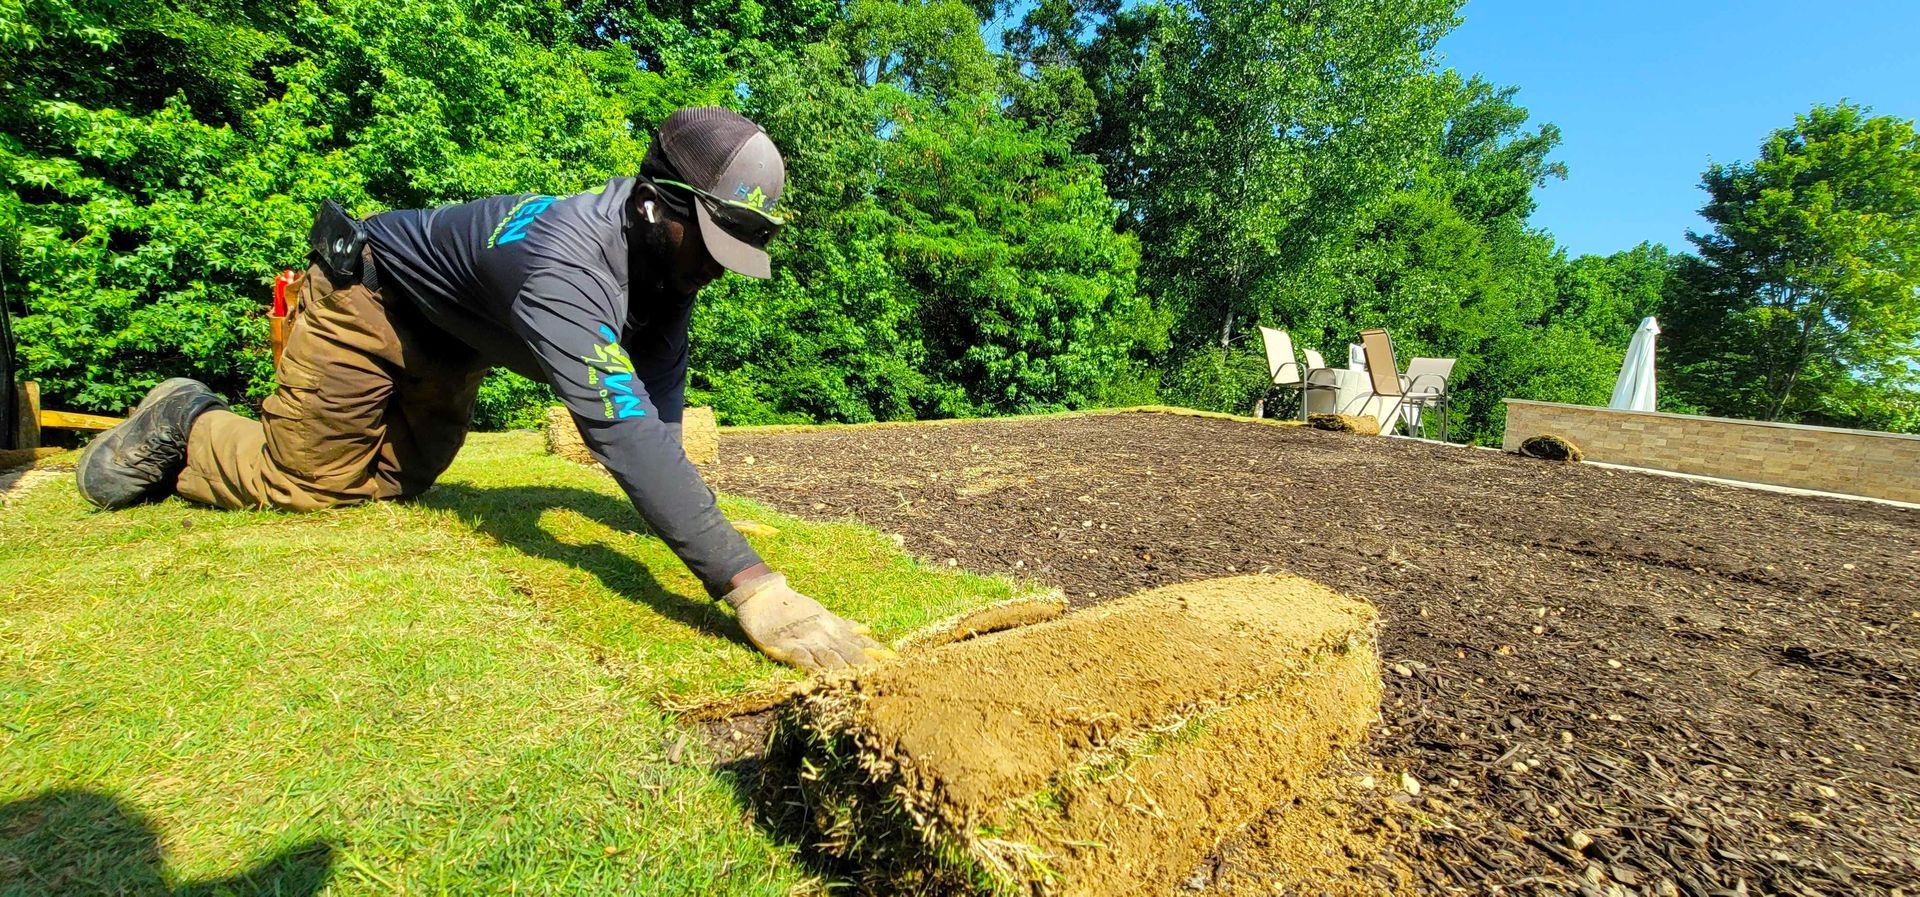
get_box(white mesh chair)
[1400,356,1456,441]
[1256,327,1309,418]
[1299,346,1336,420]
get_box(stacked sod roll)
[776,574,1382,896]
[545,404,720,465]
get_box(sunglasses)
[652,178,784,248]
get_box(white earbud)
[643,201,659,223]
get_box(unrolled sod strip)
[777,574,1382,896]
[676,595,1068,723]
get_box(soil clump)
[678,595,1067,727]
[1519,432,1584,462]
[682,406,719,465]
[543,406,594,466]
[1309,412,1382,435]
[896,593,1068,651]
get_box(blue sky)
[1436,0,1920,258]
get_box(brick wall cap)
[1502,399,1920,444]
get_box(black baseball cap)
[640,107,787,279]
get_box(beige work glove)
[723,572,895,673]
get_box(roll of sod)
[776,574,1381,896]
[682,406,719,465]
[1307,412,1382,436]
[543,405,596,466]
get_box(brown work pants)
[177,262,489,511]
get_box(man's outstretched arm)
[511,267,890,671]
[625,298,775,593]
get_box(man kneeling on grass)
[75,108,890,674]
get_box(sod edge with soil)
[773,574,1382,896]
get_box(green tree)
[1552,243,1670,349]
[1665,103,1920,428]
[689,40,939,424]
[3,0,1155,428]
[1133,0,1459,357]
[688,1,1155,423]
[1254,72,1575,441]
[841,0,996,100]
[878,87,1152,414]
[1018,5,1646,440]
[1,0,692,416]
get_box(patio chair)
[1357,328,1455,440]
[1400,356,1456,441]
[1299,346,1337,420]
[1255,327,1310,418]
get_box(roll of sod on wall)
[776,575,1382,896]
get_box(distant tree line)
[3,0,1915,439]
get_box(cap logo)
[739,184,770,210]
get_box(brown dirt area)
[777,575,1381,896]
[0,456,67,506]
[707,411,1920,896]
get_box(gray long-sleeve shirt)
[362,177,760,595]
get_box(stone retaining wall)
[1502,399,1920,503]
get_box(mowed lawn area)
[0,432,1017,895]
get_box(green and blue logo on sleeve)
[582,325,645,420]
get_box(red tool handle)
[272,269,295,317]
[271,268,298,371]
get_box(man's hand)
[723,572,895,673]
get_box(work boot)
[75,378,228,510]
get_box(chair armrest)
[1401,372,1450,397]
[1270,361,1308,386]
[1304,367,1341,388]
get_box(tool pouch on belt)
[308,199,368,284]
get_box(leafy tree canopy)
[2,0,1146,426]
[7,0,1906,442]
[1664,102,1920,430]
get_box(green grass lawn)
[0,432,1019,895]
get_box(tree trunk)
[1766,297,1820,421]
[1220,254,1243,360]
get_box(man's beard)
[633,219,682,295]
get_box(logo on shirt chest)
[488,195,556,248]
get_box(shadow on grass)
[418,483,749,649]
[704,720,866,890]
[0,790,333,896]
[423,483,856,880]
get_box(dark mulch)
[708,411,1920,897]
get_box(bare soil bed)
[707,411,1920,896]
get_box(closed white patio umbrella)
[1609,316,1660,412]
